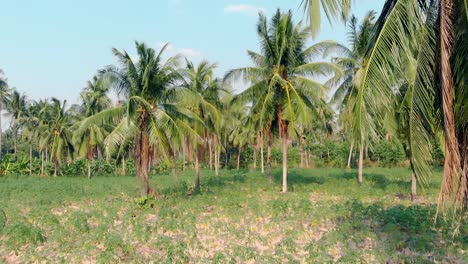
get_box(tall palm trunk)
[13,122,18,160]
[135,114,154,196]
[29,144,33,176]
[438,0,463,209]
[122,156,126,176]
[260,130,265,174]
[41,151,44,176]
[253,140,257,171]
[88,158,92,179]
[358,143,364,185]
[280,119,289,193]
[173,150,179,182]
[347,141,354,169]
[236,148,241,170]
[267,129,272,183]
[208,134,213,170]
[195,150,200,192]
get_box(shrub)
[373,140,406,167]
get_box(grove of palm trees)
[0,1,466,262]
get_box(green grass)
[0,168,466,263]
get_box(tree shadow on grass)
[272,170,326,187]
[332,200,466,263]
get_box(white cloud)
[224,4,266,16]
[156,42,202,61]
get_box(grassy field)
[0,168,466,263]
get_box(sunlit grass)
[0,168,466,263]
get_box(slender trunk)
[54,160,58,177]
[260,130,265,174]
[214,146,219,176]
[41,151,44,176]
[299,136,305,168]
[29,144,32,176]
[281,130,288,193]
[237,148,241,171]
[195,150,200,191]
[253,142,257,171]
[411,172,417,201]
[267,130,272,183]
[208,136,213,170]
[347,141,354,169]
[358,144,364,185]
[173,151,179,183]
[122,156,126,176]
[88,158,91,179]
[13,122,18,161]
[182,138,186,171]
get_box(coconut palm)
[5,90,27,160]
[79,41,198,196]
[36,98,76,176]
[301,0,352,38]
[73,74,113,178]
[327,11,377,183]
[345,0,468,213]
[0,70,11,159]
[305,0,468,212]
[225,9,341,192]
[180,59,222,188]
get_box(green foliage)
[373,140,406,167]
[4,223,46,247]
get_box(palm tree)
[327,11,377,183]
[5,90,27,160]
[180,59,222,188]
[0,70,11,159]
[36,98,76,176]
[74,74,112,178]
[80,42,197,196]
[225,9,341,192]
[301,0,352,38]
[320,0,467,212]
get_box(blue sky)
[0,0,385,105]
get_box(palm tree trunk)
[237,148,241,170]
[208,135,213,170]
[135,116,154,197]
[280,120,288,193]
[260,130,265,174]
[54,160,58,177]
[282,134,288,192]
[195,150,200,192]
[358,143,364,185]
[438,0,463,209]
[29,144,33,176]
[13,122,18,160]
[88,158,91,179]
[253,142,257,171]
[41,151,44,176]
[182,137,186,171]
[122,156,126,176]
[267,130,272,183]
[411,172,417,201]
[214,145,219,176]
[173,151,179,183]
[347,141,354,169]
